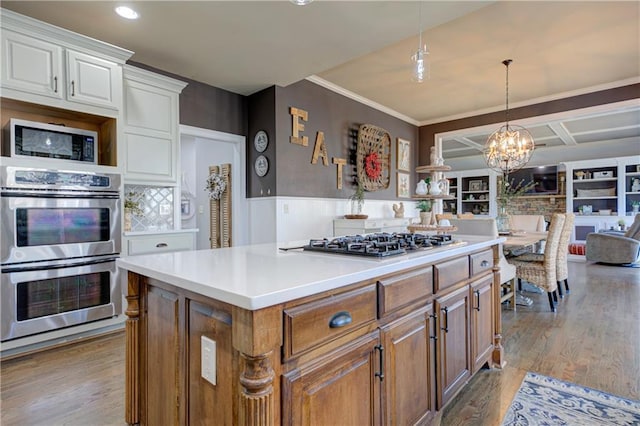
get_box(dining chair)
[457,212,474,218]
[509,213,575,298]
[508,213,565,312]
[449,218,517,309]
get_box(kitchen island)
[117,235,505,425]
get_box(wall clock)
[254,155,269,177]
[254,130,269,153]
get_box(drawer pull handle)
[441,307,449,333]
[480,260,489,267]
[329,311,352,328]
[375,344,385,381]
[156,242,168,248]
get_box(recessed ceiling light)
[115,6,139,20]
[290,0,314,5]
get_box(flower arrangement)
[205,172,227,200]
[364,152,382,180]
[497,175,537,210]
[124,192,144,217]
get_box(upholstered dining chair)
[449,218,517,309]
[509,213,575,298]
[508,213,565,312]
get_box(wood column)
[233,306,282,426]
[491,245,506,368]
[125,272,141,425]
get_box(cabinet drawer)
[470,249,493,276]
[283,285,377,358]
[434,256,469,292]
[127,233,194,255]
[377,266,433,317]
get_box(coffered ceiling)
[2,1,639,163]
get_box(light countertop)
[116,236,502,311]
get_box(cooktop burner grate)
[303,233,456,258]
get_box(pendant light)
[484,59,535,175]
[411,2,429,83]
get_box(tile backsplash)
[125,185,174,232]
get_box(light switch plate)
[201,336,216,385]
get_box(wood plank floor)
[1,261,638,425]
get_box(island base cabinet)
[380,305,437,426]
[435,285,471,409]
[130,278,237,425]
[282,330,382,426]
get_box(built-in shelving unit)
[563,156,640,246]
[445,170,498,217]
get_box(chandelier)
[411,2,429,83]
[484,59,534,175]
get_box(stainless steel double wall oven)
[1,166,121,341]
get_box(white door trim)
[179,124,248,246]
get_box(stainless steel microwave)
[4,118,98,164]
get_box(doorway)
[179,125,248,249]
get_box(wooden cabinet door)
[66,49,121,110]
[282,330,382,426]
[142,284,181,426]
[435,285,471,409]
[380,304,436,425]
[1,29,63,99]
[471,275,494,373]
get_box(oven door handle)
[2,256,118,273]
[1,190,119,199]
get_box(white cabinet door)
[122,68,185,183]
[66,49,121,110]
[1,29,63,100]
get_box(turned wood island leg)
[239,352,275,425]
[125,272,141,425]
[233,306,282,426]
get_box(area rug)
[502,372,640,425]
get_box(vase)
[633,205,639,214]
[420,211,430,225]
[496,205,511,233]
[350,198,364,216]
[124,208,132,232]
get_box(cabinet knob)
[328,311,352,328]
[480,260,489,267]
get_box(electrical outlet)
[201,336,216,385]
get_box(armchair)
[586,214,640,265]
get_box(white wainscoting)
[248,196,420,244]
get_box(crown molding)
[306,75,419,126]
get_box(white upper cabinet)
[65,49,121,109]
[1,29,63,99]
[122,65,187,184]
[0,9,132,116]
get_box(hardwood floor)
[1,261,638,425]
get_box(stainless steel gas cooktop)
[302,232,457,258]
